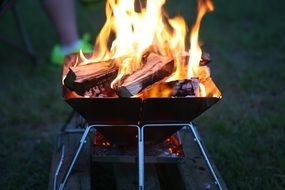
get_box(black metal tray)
[65,96,220,144]
[66,98,142,124]
[66,97,220,124]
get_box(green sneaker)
[51,33,93,65]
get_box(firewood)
[84,84,118,98]
[113,53,175,97]
[64,60,118,96]
[200,52,211,66]
[138,78,200,98]
[171,78,200,96]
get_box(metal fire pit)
[62,54,221,144]
[54,54,224,190]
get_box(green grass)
[0,0,285,189]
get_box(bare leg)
[42,0,79,45]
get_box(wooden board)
[177,128,228,190]
[113,163,161,190]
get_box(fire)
[79,0,215,97]
[188,0,214,78]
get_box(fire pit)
[52,0,225,190]
[63,53,221,145]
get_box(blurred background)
[0,0,284,189]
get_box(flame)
[76,0,216,97]
[188,0,214,78]
[79,0,188,79]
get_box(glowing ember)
[76,0,217,98]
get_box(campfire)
[62,0,221,100]
[55,2,225,189]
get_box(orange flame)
[77,0,215,97]
[188,0,214,78]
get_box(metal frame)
[53,119,223,190]
[187,123,223,190]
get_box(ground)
[0,0,284,189]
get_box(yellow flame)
[188,0,214,78]
[79,0,189,81]
[199,83,206,97]
[76,0,215,97]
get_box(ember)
[63,0,221,99]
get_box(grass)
[0,0,285,189]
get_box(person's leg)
[42,0,92,64]
[42,0,79,46]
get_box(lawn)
[0,0,284,189]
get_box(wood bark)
[64,60,118,96]
[114,53,175,97]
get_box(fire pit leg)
[58,124,95,190]
[187,122,223,190]
[53,145,65,190]
[138,127,144,190]
[139,123,187,190]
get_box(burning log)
[138,78,200,98]
[84,85,118,98]
[113,53,175,97]
[200,52,211,66]
[170,78,200,97]
[64,60,118,96]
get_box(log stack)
[63,52,211,98]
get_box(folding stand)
[53,118,223,190]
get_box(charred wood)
[171,78,200,97]
[138,78,200,98]
[84,85,118,98]
[199,52,211,66]
[113,53,175,97]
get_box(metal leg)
[138,127,144,190]
[57,111,88,151]
[53,145,65,190]
[55,124,141,190]
[139,123,188,190]
[58,125,95,190]
[188,122,223,190]
[53,122,223,190]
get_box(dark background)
[0,0,284,189]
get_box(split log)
[114,53,175,97]
[138,78,200,98]
[64,60,118,96]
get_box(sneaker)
[51,33,93,65]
